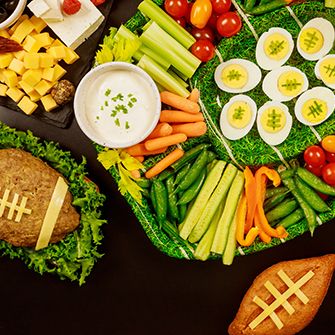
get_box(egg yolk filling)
[261,107,286,133]
[227,101,252,129]
[264,33,289,60]
[299,27,324,54]
[302,98,328,123]
[221,64,248,89]
[278,71,304,97]
[319,58,335,84]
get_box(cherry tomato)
[191,26,215,42]
[216,11,242,37]
[321,135,335,153]
[207,11,219,30]
[190,0,213,29]
[191,39,215,62]
[185,2,193,23]
[211,0,231,14]
[175,16,186,27]
[303,145,326,167]
[322,163,335,186]
[317,192,329,201]
[164,0,188,18]
[305,163,324,177]
[326,151,335,163]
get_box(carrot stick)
[144,133,187,151]
[134,156,145,163]
[160,110,204,123]
[146,122,173,140]
[188,88,200,103]
[160,91,200,114]
[126,143,168,156]
[145,148,184,179]
[171,122,207,137]
[130,169,141,179]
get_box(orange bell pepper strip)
[243,166,257,233]
[236,193,259,247]
[254,211,271,244]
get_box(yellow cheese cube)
[35,79,53,96]
[22,69,42,87]
[41,94,58,112]
[53,64,67,81]
[0,53,14,69]
[0,30,10,38]
[6,87,24,103]
[0,83,8,96]
[18,96,38,115]
[18,80,35,95]
[8,14,29,35]
[39,53,54,68]
[23,35,41,53]
[42,67,55,82]
[8,58,26,75]
[24,53,40,69]
[30,16,47,33]
[28,90,41,102]
[47,46,66,60]
[3,69,18,88]
[49,39,65,48]
[64,48,80,65]
[0,70,5,83]
[11,19,35,44]
[34,33,54,48]
[13,50,26,61]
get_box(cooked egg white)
[257,101,292,146]
[262,66,309,102]
[294,87,335,126]
[256,28,294,71]
[214,59,262,94]
[315,54,335,89]
[220,95,257,140]
[297,18,335,61]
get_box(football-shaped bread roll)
[229,254,335,335]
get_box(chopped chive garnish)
[105,89,111,96]
[105,101,109,107]
[115,118,120,127]
[125,121,130,129]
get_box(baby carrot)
[188,88,200,103]
[146,122,173,140]
[134,156,145,163]
[160,110,204,123]
[145,133,187,151]
[130,169,141,179]
[126,143,168,156]
[145,148,184,179]
[171,122,207,137]
[160,91,200,114]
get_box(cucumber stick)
[211,171,245,255]
[223,209,238,265]
[188,164,238,243]
[179,161,226,240]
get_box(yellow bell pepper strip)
[236,193,259,247]
[243,166,257,233]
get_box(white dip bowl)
[0,0,27,30]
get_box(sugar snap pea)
[279,168,296,180]
[245,0,257,11]
[266,198,298,223]
[179,204,188,222]
[206,151,217,164]
[248,0,288,15]
[174,162,191,185]
[276,208,305,229]
[137,178,151,189]
[152,180,168,227]
[264,191,290,212]
[265,186,288,199]
[166,176,179,221]
[157,168,175,181]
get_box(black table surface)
[0,1,334,335]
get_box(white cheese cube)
[41,0,63,22]
[28,0,50,18]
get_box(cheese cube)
[0,83,8,96]
[53,64,66,81]
[24,53,40,69]
[8,14,29,35]
[0,70,5,83]
[3,69,18,88]
[28,0,50,18]
[49,39,65,48]
[22,69,42,87]
[34,32,54,48]
[6,87,25,103]
[8,58,26,75]
[28,90,41,102]
[30,16,47,33]
[18,80,35,95]
[11,19,35,44]
[18,96,38,115]
[0,54,14,69]
[64,47,80,65]
[0,30,10,38]
[42,67,55,81]
[40,0,64,22]
[39,53,54,68]
[41,94,58,112]
[23,35,42,53]
[13,50,26,61]
[35,79,53,96]
[47,46,66,60]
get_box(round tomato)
[191,26,215,41]
[303,145,326,167]
[164,0,188,18]
[321,135,335,153]
[211,0,231,14]
[175,16,186,27]
[305,163,324,177]
[191,39,215,62]
[326,151,335,163]
[216,11,242,37]
[322,163,335,186]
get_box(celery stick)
[223,209,238,265]
[138,55,190,97]
[179,161,226,240]
[211,171,245,255]
[167,69,189,88]
[170,67,188,82]
[140,45,170,70]
[142,20,153,32]
[138,0,196,49]
[188,164,237,243]
[325,0,335,8]
[115,25,139,41]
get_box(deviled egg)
[257,101,292,146]
[220,95,257,140]
[294,87,335,126]
[297,18,334,61]
[262,66,309,102]
[256,28,294,71]
[214,59,262,93]
[315,54,335,89]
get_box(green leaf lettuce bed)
[95,0,335,260]
[0,123,106,285]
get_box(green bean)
[266,199,298,223]
[265,186,288,199]
[296,167,335,196]
[152,180,168,228]
[276,208,305,229]
[264,191,290,212]
[137,178,151,189]
[171,143,209,170]
[166,176,179,221]
[174,162,191,185]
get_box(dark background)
[0,1,334,334]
